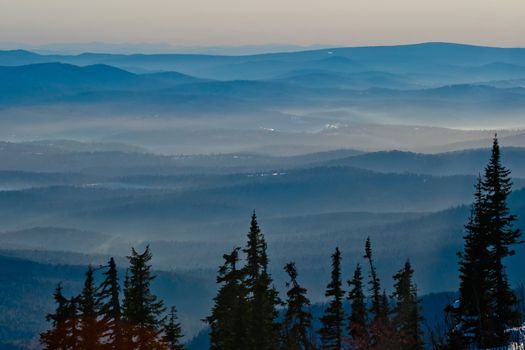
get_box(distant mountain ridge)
[1,42,525,138]
[0,62,205,103]
[1,42,525,80]
[321,147,525,177]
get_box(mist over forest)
[1,42,525,349]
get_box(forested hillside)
[0,137,518,350]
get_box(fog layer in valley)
[1,42,525,347]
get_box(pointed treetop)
[364,237,372,260]
[55,282,64,297]
[244,210,269,278]
[404,258,412,271]
[250,211,260,231]
[164,305,184,350]
[491,134,500,158]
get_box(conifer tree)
[163,306,184,350]
[243,212,281,350]
[347,264,368,350]
[41,284,71,350]
[282,262,313,350]
[122,246,166,350]
[78,265,103,350]
[453,177,493,347]
[448,139,522,348]
[364,237,381,318]
[363,237,389,349]
[319,247,344,350]
[206,247,248,350]
[391,260,423,350]
[482,135,522,344]
[97,257,124,350]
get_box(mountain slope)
[322,147,525,177]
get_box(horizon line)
[1,41,525,57]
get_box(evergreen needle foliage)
[282,262,314,350]
[448,135,522,349]
[319,247,344,350]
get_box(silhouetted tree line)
[41,136,521,350]
[206,212,424,350]
[41,248,184,350]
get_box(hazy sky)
[1,0,524,48]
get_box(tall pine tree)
[391,260,423,350]
[347,264,368,350]
[319,247,344,350]
[482,135,522,345]
[449,137,522,348]
[122,246,166,350]
[363,237,389,349]
[364,237,381,318]
[453,177,493,348]
[243,212,281,350]
[206,247,248,350]
[97,257,124,350]
[282,262,314,350]
[78,265,103,350]
[41,284,72,350]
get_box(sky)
[1,0,524,50]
